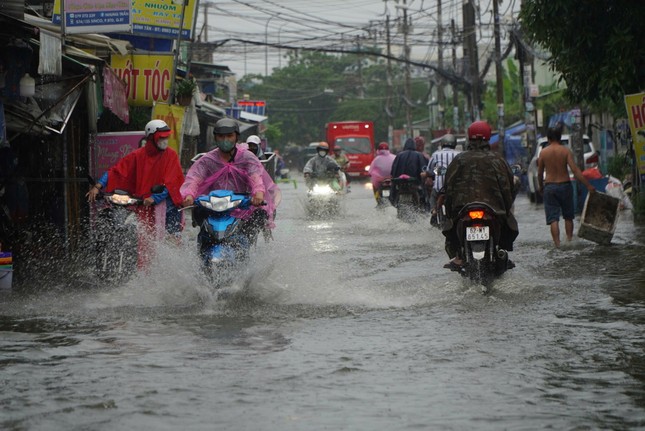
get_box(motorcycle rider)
[440,120,518,271]
[425,134,461,226]
[389,138,427,207]
[245,135,266,160]
[368,142,396,206]
[333,146,350,191]
[180,118,281,244]
[303,142,341,190]
[86,119,185,267]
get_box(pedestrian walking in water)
[537,126,595,247]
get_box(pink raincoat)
[180,144,281,227]
[368,148,396,188]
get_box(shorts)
[543,182,574,224]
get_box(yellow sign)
[625,92,645,176]
[152,103,186,154]
[132,0,197,39]
[111,54,174,107]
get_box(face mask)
[218,140,235,152]
[157,138,169,150]
[318,150,328,157]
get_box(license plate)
[466,226,489,241]
[382,189,390,197]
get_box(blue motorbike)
[191,190,266,283]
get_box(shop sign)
[111,54,173,107]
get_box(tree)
[519,0,645,113]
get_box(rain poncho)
[180,144,281,228]
[368,148,396,188]
[390,138,427,179]
[103,140,185,268]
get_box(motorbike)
[93,189,143,284]
[305,167,344,218]
[454,201,511,292]
[390,175,422,221]
[190,190,262,285]
[91,182,166,284]
[375,177,392,208]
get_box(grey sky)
[195,0,520,78]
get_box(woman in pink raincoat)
[368,142,396,206]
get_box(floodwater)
[1,175,645,430]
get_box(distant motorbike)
[390,175,422,221]
[305,167,344,217]
[454,201,512,293]
[375,177,392,208]
[190,190,263,285]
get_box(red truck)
[325,121,375,178]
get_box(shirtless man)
[537,126,595,247]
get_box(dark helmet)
[442,134,457,148]
[468,121,492,141]
[333,146,342,153]
[316,142,330,152]
[214,118,239,135]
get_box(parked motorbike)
[454,201,512,293]
[190,190,263,285]
[305,167,344,218]
[390,175,422,221]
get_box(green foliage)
[605,153,630,180]
[482,59,524,127]
[175,78,196,98]
[238,51,429,146]
[264,122,283,150]
[519,0,645,112]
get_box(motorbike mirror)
[511,164,522,175]
[434,166,447,176]
[151,184,166,194]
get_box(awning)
[240,111,268,123]
[5,73,91,138]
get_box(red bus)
[325,121,375,178]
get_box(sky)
[193,0,522,78]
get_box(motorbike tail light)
[586,152,599,164]
[468,210,484,219]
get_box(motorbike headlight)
[107,194,138,206]
[199,195,241,212]
[311,184,334,195]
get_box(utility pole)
[493,0,504,155]
[400,0,413,138]
[437,0,445,130]
[356,36,365,99]
[385,10,394,146]
[463,0,480,123]
[451,19,459,132]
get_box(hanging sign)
[625,92,645,178]
[52,0,132,35]
[151,103,186,154]
[110,54,174,107]
[53,0,198,40]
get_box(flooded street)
[2,176,645,430]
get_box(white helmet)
[145,119,171,138]
[245,135,263,157]
[246,135,261,145]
